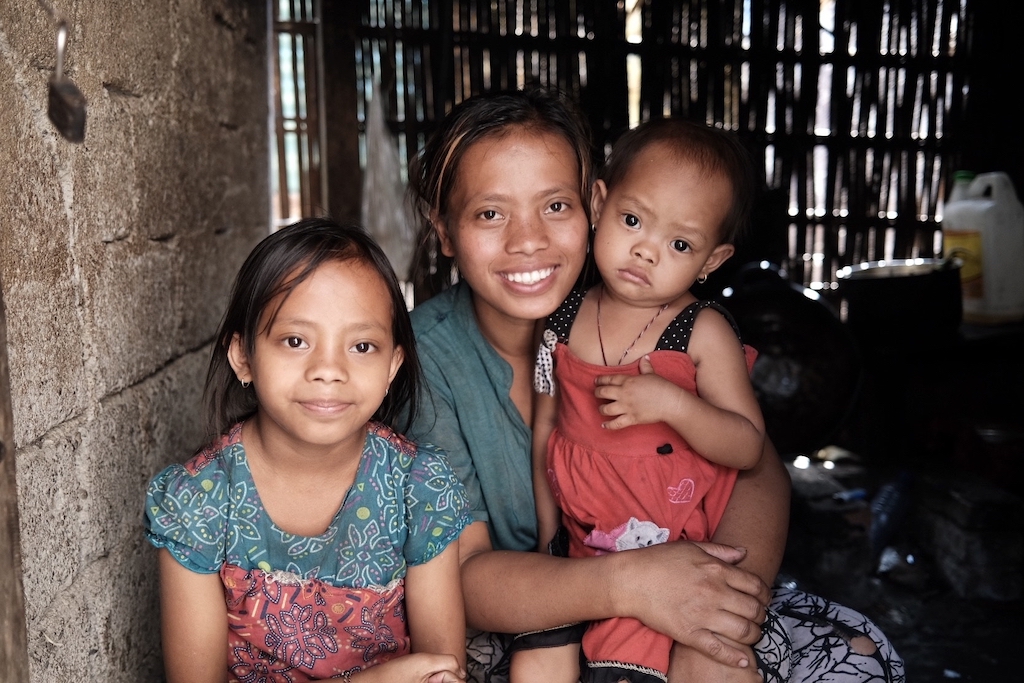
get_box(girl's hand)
[594,355,680,429]
[351,653,466,683]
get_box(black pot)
[835,258,962,355]
[717,263,862,456]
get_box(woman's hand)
[459,525,768,668]
[611,540,770,668]
[350,653,466,683]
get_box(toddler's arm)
[158,549,228,683]
[532,390,562,552]
[595,308,764,470]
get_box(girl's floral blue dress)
[145,421,470,682]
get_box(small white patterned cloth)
[533,328,558,396]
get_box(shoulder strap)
[545,288,587,343]
[655,300,743,353]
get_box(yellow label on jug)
[944,230,984,298]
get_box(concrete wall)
[0,0,269,680]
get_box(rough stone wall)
[0,0,269,680]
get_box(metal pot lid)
[836,257,961,281]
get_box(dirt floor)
[768,317,1024,682]
[781,452,1022,682]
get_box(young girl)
[144,218,470,683]
[511,119,767,683]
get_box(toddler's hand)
[669,640,764,682]
[594,355,680,429]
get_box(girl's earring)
[697,273,708,284]
[241,379,251,389]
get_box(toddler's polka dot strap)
[656,300,742,353]
[544,288,586,344]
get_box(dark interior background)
[287,2,1024,679]
[318,0,1023,284]
[303,0,1024,477]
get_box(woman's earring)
[241,379,251,389]
[697,273,708,284]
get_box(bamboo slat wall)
[340,0,973,287]
[272,0,325,226]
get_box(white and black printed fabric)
[534,287,587,395]
[464,587,906,683]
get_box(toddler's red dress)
[538,290,757,682]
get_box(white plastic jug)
[942,172,1024,323]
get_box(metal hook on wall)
[36,0,86,143]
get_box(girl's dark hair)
[204,218,420,437]
[600,118,756,246]
[408,87,595,302]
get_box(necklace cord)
[596,287,668,366]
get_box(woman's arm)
[711,435,791,585]
[531,391,561,552]
[159,549,228,683]
[405,541,467,671]
[458,521,768,668]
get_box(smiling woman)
[401,88,906,683]
[429,127,590,340]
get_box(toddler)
[514,119,766,683]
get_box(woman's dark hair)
[204,218,420,437]
[408,87,595,302]
[600,118,756,246]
